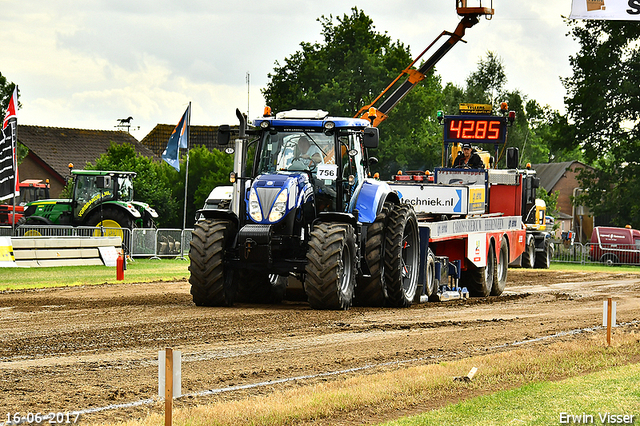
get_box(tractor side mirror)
[96,175,112,189]
[218,124,231,146]
[363,127,379,149]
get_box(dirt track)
[1,269,639,425]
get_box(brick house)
[18,125,158,198]
[531,161,595,243]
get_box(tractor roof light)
[500,102,509,113]
[260,120,270,129]
[263,106,272,117]
[324,121,335,132]
[508,110,516,124]
[229,172,236,183]
[437,110,444,124]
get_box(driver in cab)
[453,142,484,169]
[297,136,323,167]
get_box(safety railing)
[0,226,194,259]
[551,241,640,266]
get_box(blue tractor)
[188,109,419,310]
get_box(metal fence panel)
[552,241,640,266]
[132,228,157,257]
[156,229,184,257]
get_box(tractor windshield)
[257,131,335,175]
[74,174,116,220]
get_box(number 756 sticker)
[317,164,338,181]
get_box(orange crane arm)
[356,3,493,127]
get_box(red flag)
[2,88,17,130]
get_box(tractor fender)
[130,201,159,219]
[353,178,400,224]
[196,208,239,230]
[314,212,358,229]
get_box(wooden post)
[606,298,612,347]
[165,347,173,426]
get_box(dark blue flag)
[162,105,190,171]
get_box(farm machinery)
[188,0,531,309]
[19,170,157,232]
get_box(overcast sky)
[1,1,578,139]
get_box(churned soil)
[1,269,639,424]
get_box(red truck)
[0,179,50,226]
[590,226,640,265]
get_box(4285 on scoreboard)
[442,115,508,145]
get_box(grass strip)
[0,259,189,290]
[383,362,640,426]
[96,331,640,426]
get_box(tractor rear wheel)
[384,204,419,308]
[189,219,237,306]
[305,223,356,310]
[355,203,390,307]
[461,242,495,297]
[87,207,133,230]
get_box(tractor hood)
[247,172,313,224]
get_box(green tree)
[263,7,445,178]
[563,20,640,228]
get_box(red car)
[590,226,640,265]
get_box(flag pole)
[11,86,18,235]
[180,102,191,259]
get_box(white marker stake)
[602,298,617,347]
[159,349,182,426]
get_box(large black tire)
[491,237,509,296]
[86,206,134,229]
[534,241,552,269]
[461,242,495,297]
[354,203,390,307]
[425,249,439,302]
[305,223,356,310]
[189,219,236,307]
[237,273,288,304]
[384,204,419,308]
[521,236,535,268]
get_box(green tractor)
[20,170,157,235]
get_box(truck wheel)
[521,236,535,268]
[355,203,390,307]
[237,273,288,304]
[425,249,439,302]
[461,242,495,297]
[492,237,509,296]
[534,241,552,269]
[189,219,237,306]
[305,223,356,310]
[384,204,419,308]
[600,254,619,266]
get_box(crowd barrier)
[3,226,638,265]
[0,226,194,258]
[551,241,640,266]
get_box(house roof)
[17,125,158,180]
[140,124,222,157]
[530,161,592,191]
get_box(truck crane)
[355,0,494,127]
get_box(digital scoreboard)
[443,116,507,144]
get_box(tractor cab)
[72,171,136,222]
